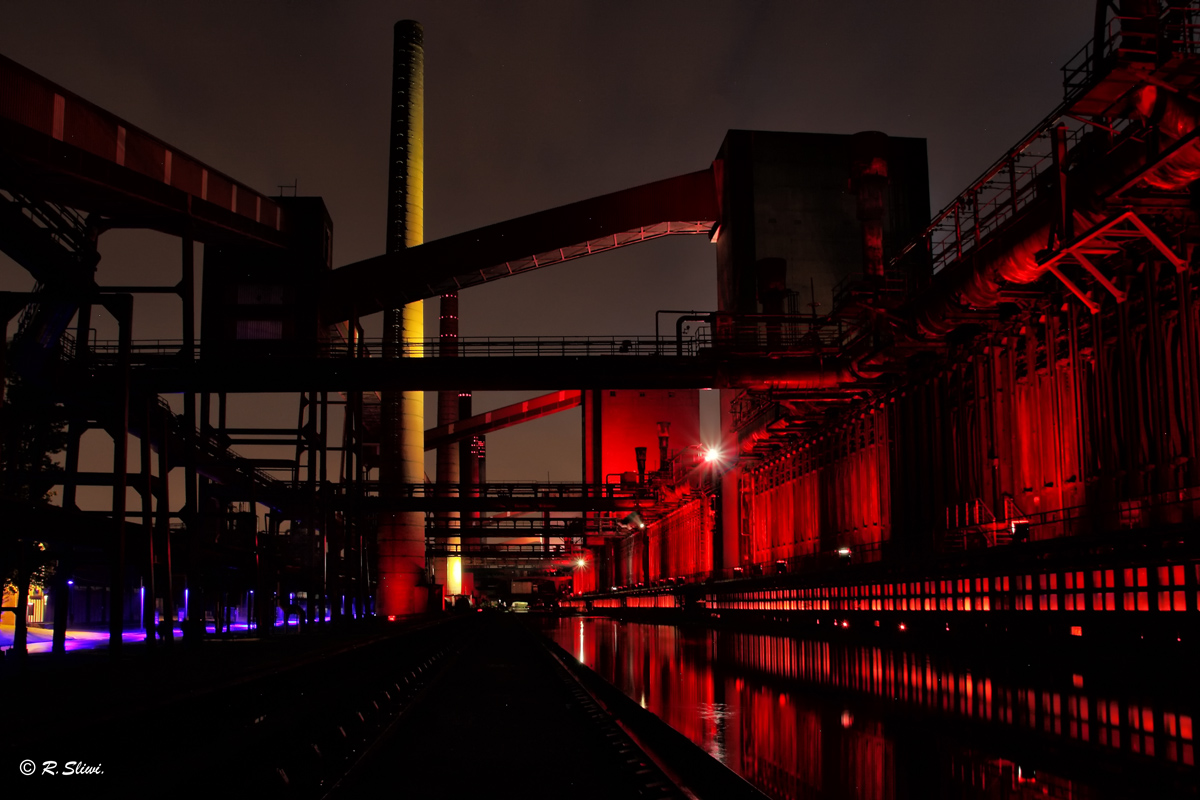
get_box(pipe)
[756,258,787,349]
[913,83,1200,338]
[717,357,857,392]
[851,131,889,278]
[1131,84,1200,190]
[377,19,427,618]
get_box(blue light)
[66,580,74,586]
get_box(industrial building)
[1,3,1197,798]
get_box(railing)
[830,269,909,312]
[1164,4,1200,54]
[1,188,93,257]
[598,484,1200,589]
[426,517,622,533]
[151,395,284,491]
[88,321,853,366]
[1061,14,1126,99]
[1062,4,1200,96]
[320,480,655,501]
[945,498,996,529]
[86,334,709,363]
[859,5,1200,310]
[729,391,778,433]
[427,542,580,557]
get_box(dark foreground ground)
[0,613,758,800]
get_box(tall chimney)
[436,292,461,598]
[378,19,426,618]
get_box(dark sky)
[0,1,1095,499]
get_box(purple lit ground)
[0,616,323,653]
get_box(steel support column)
[107,293,132,654]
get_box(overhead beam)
[124,353,854,394]
[0,55,286,249]
[424,390,581,450]
[320,168,718,320]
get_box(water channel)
[541,617,1197,799]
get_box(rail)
[85,320,852,366]
[426,543,581,557]
[1062,5,1200,96]
[426,517,622,533]
[320,481,655,501]
[831,5,1200,318]
[149,396,284,492]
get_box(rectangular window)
[235,320,284,340]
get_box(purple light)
[66,580,74,585]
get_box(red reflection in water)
[548,619,1189,800]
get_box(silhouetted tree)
[0,366,66,597]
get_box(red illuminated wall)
[618,494,714,585]
[584,389,701,483]
[742,409,890,563]
[735,261,1200,565]
[618,530,645,587]
[574,561,599,594]
[649,496,713,581]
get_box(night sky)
[0,1,1094,505]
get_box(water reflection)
[543,617,1196,800]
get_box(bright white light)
[448,556,462,596]
[576,558,587,568]
[837,547,851,556]
[704,447,721,463]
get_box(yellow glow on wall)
[448,556,462,596]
